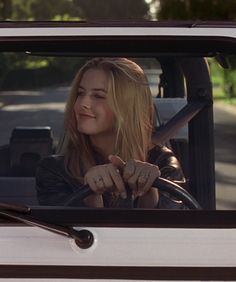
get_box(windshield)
[0,51,235,211]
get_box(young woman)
[36,57,185,208]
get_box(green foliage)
[0,0,12,20]
[0,0,83,20]
[208,57,236,100]
[74,0,149,20]
[0,52,87,90]
[10,0,33,20]
[30,0,82,21]
[157,0,236,101]
[0,0,149,21]
[52,14,81,21]
[0,0,150,89]
[157,0,236,21]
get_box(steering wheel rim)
[64,177,201,210]
[153,177,201,209]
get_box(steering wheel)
[152,177,201,209]
[64,177,201,210]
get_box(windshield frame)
[0,23,236,224]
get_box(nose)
[78,95,91,109]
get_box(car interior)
[0,50,215,209]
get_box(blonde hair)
[63,57,154,179]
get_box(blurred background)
[1,0,236,22]
[1,0,236,102]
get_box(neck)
[90,132,116,160]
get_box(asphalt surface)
[214,103,236,209]
[0,88,235,209]
[0,87,68,146]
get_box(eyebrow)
[78,86,107,93]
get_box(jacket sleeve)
[35,156,86,206]
[149,145,185,183]
[149,145,188,209]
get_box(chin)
[77,127,97,135]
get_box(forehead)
[79,68,109,89]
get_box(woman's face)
[74,68,116,137]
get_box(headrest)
[10,126,53,176]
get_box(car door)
[0,22,236,281]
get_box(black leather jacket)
[36,145,186,209]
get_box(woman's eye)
[94,93,106,99]
[77,91,85,96]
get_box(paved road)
[0,87,68,146]
[0,88,235,209]
[214,103,236,209]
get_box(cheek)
[103,105,115,121]
[73,102,81,125]
[73,99,80,114]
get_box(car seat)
[9,126,53,177]
[153,97,189,180]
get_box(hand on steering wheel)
[109,155,160,199]
[65,155,202,209]
[84,163,127,199]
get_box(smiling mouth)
[79,113,96,119]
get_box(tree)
[30,0,82,20]
[0,0,12,20]
[157,0,236,21]
[156,0,236,99]
[0,0,82,21]
[1,0,149,21]
[74,0,149,20]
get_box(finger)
[87,178,103,195]
[137,172,150,196]
[128,164,143,197]
[108,165,127,199]
[127,174,139,198]
[142,167,160,195]
[140,178,153,196]
[84,166,101,188]
[100,169,114,192]
[135,164,159,197]
[108,155,125,171]
[123,159,136,181]
[94,179,105,194]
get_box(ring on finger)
[138,173,149,184]
[125,161,135,177]
[95,176,104,186]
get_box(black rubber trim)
[2,209,236,228]
[1,20,236,28]
[0,265,235,280]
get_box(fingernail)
[121,192,127,199]
[108,155,113,161]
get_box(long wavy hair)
[63,57,154,180]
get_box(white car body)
[0,22,236,281]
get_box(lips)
[78,113,96,119]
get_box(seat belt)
[152,100,209,145]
